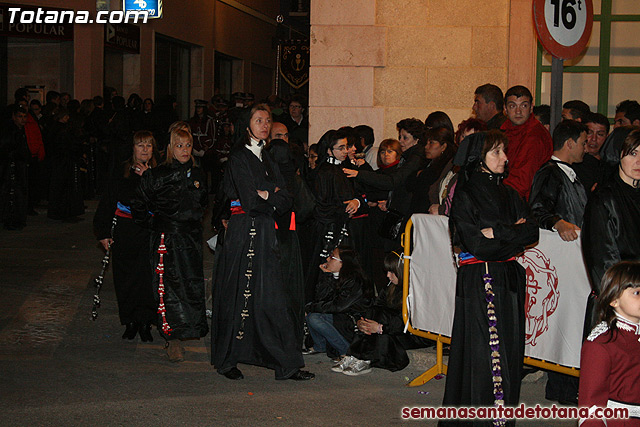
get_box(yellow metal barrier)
[401,217,580,387]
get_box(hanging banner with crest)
[280,40,309,89]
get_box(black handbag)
[378,208,404,240]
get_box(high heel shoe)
[122,322,138,340]
[138,323,153,342]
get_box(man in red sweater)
[500,85,553,200]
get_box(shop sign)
[105,22,140,53]
[123,0,162,19]
[0,3,73,40]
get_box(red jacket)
[579,318,640,427]
[25,113,45,161]
[501,115,552,200]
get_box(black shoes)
[138,324,153,342]
[220,367,314,381]
[122,322,138,340]
[288,370,315,381]
[222,367,244,380]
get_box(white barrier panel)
[408,214,591,368]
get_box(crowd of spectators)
[2,82,638,413]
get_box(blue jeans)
[306,312,350,356]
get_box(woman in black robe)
[440,130,539,426]
[409,126,457,214]
[346,251,427,373]
[131,127,208,362]
[582,129,640,329]
[366,138,404,289]
[94,131,158,342]
[304,129,364,304]
[211,104,313,381]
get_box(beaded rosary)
[483,263,506,427]
[236,217,257,340]
[91,216,117,320]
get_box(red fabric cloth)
[380,159,400,169]
[578,321,640,427]
[500,115,552,201]
[25,113,45,161]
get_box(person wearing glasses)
[305,246,373,361]
[304,129,366,306]
[282,95,309,152]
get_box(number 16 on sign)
[533,0,593,131]
[533,0,593,61]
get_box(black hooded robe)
[582,173,640,329]
[132,159,209,340]
[304,160,361,303]
[211,147,304,379]
[94,168,156,326]
[440,170,539,426]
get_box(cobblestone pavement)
[0,202,575,426]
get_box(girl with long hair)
[579,261,640,427]
[131,126,209,362]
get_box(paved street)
[0,201,575,426]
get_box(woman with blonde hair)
[132,125,208,362]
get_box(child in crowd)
[304,246,373,360]
[333,250,429,375]
[579,261,640,427]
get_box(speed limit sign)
[533,0,593,59]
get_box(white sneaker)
[343,359,371,376]
[331,355,357,372]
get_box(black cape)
[211,146,304,379]
[132,159,209,340]
[94,167,155,326]
[529,159,587,230]
[582,173,640,294]
[441,170,539,425]
[304,159,361,303]
[348,283,427,372]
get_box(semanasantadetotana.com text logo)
[6,7,149,24]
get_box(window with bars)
[535,0,640,118]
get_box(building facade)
[309,0,640,144]
[1,0,279,119]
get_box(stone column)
[309,0,385,145]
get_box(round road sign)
[533,0,594,60]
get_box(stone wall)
[309,0,537,145]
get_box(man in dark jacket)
[473,83,506,130]
[530,120,588,241]
[529,119,588,406]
